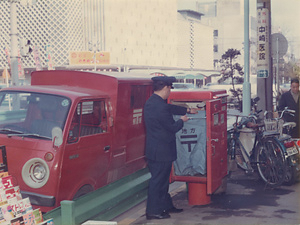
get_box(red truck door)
[59,99,112,201]
[206,98,227,194]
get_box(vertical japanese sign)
[45,44,55,70]
[257,8,269,78]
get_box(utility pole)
[10,0,19,87]
[9,0,36,87]
[257,0,273,113]
[243,0,251,115]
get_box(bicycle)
[227,108,287,188]
[268,107,300,185]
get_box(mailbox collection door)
[206,98,228,194]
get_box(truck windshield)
[0,91,71,139]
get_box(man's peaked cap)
[151,76,176,86]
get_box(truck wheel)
[73,185,94,200]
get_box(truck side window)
[68,100,107,142]
[130,85,147,109]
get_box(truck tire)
[73,185,94,200]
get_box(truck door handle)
[211,138,219,142]
[104,146,110,151]
[211,144,216,156]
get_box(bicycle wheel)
[227,137,236,160]
[227,138,236,176]
[228,137,252,173]
[255,137,287,187]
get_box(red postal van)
[0,70,152,212]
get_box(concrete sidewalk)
[114,169,300,225]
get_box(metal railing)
[43,168,150,225]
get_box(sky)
[271,0,300,58]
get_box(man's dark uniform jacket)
[144,93,187,161]
[144,92,187,215]
[278,90,300,137]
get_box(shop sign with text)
[257,8,269,78]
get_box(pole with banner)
[256,0,273,112]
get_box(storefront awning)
[184,74,204,79]
[174,72,205,79]
[129,69,220,79]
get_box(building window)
[213,30,218,37]
[214,45,218,53]
[214,59,219,69]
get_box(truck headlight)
[22,158,50,188]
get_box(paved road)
[114,169,300,224]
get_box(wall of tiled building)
[0,0,214,72]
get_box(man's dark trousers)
[146,159,173,215]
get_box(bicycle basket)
[264,119,277,132]
[264,119,284,135]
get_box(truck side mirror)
[52,127,63,147]
[109,116,114,127]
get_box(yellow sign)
[69,51,110,65]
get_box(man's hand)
[181,115,189,122]
[187,108,198,114]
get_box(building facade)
[1,0,216,72]
[196,0,257,75]
[0,0,83,70]
[177,11,214,70]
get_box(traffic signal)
[20,38,33,56]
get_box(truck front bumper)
[21,191,55,207]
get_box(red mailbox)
[169,88,228,205]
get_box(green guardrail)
[43,167,150,225]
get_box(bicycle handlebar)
[279,107,295,119]
[256,109,263,115]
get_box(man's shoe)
[167,207,183,213]
[146,211,170,220]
